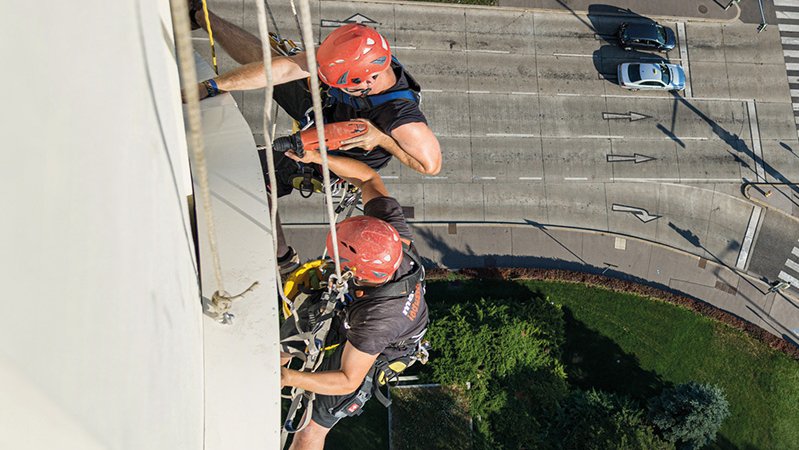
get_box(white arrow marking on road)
[611,204,661,223]
[602,111,651,121]
[606,153,657,164]
[321,14,379,27]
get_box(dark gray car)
[617,22,676,52]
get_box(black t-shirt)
[325,61,428,171]
[343,197,428,360]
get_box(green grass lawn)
[425,278,799,450]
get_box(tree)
[548,389,673,450]
[648,382,730,449]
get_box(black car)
[617,22,676,52]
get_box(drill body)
[272,121,369,158]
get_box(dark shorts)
[309,344,368,429]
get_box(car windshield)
[656,25,667,45]
[628,65,642,83]
[660,64,671,85]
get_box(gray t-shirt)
[343,197,428,360]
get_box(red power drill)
[272,121,369,158]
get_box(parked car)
[617,62,685,91]
[617,22,676,52]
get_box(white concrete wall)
[0,1,204,448]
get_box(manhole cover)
[698,4,708,14]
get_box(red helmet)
[326,216,403,284]
[316,24,392,89]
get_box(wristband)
[202,79,219,97]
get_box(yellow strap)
[201,0,218,75]
[282,259,327,318]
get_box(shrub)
[426,297,568,448]
[548,389,673,450]
[648,382,730,449]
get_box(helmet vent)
[341,241,357,254]
[371,56,387,66]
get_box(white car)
[617,62,686,91]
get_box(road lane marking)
[485,133,538,137]
[393,46,417,50]
[476,176,497,180]
[466,49,510,54]
[564,177,588,180]
[518,177,542,180]
[778,271,799,287]
[612,177,741,182]
[735,205,763,270]
[424,176,449,180]
[467,90,490,94]
[511,91,538,95]
[746,101,766,182]
[676,22,692,98]
[785,258,799,273]
[552,53,593,57]
[382,176,399,179]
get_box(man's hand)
[285,148,321,165]
[339,119,388,152]
[181,82,209,104]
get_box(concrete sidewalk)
[496,0,739,22]
[495,0,739,23]
[285,222,799,347]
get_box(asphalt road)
[194,0,799,275]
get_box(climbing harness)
[280,266,353,446]
[279,244,429,430]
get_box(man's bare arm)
[339,120,442,175]
[285,150,389,204]
[281,342,378,395]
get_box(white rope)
[171,0,224,291]
[172,0,258,324]
[296,0,343,281]
[253,0,295,307]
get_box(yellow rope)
[201,0,218,75]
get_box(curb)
[743,182,799,224]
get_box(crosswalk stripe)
[785,258,799,273]
[778,271,799,287]
[775,0,799,7]
[787,63,799,71]
[789,76,799,84]
[779,24,799,32]
[783,37,799,46]
[778,11,799,20]
[785,50,799,58]
[792,247,799,258]
[790,89,799,97]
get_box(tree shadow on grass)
[560,306,670,403]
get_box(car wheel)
[631,88,639,91]
[624,47,632,51]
